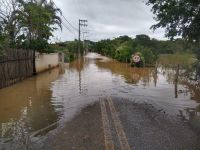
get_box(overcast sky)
[52,0,167,42]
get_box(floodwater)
[0,53,200,148]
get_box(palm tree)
[15,0,62,48]
[13,0,62,74]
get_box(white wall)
[35,53,60,73]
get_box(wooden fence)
[0,49,34,89]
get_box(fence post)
[32,49,37,75]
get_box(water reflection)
[0,66,64,145]
[51,53,200,135]
[94,54,200,127]
[68,57,90,94]
[0,53,200,148]
[96,60,157,86]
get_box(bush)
[134,45,157,66]
[90,35,161,67]
[115,43,131,62]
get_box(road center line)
[107,97,131,150]
[100,100,115,150]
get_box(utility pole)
[78,20,87,95]
[82,31,89,54]
[78,19,88,57]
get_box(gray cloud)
[52,0,167,42]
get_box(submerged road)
[44,97,200,150]
[0,53,200,150]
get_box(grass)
[158,53,196,68]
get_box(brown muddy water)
[0,53,200,149]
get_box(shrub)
[134,45,157,66]
[115,44,131,62]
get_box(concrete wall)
[35,53,63,73]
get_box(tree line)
[90,0,200,66]
[89,0,200,66]
[1,0,199,65]
[88,35,196,66]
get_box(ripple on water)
[0,53,200,148]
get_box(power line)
[51,1,78,32]
[62,15,78,32]
[62,22,77,37]
[50,0,78,38]
[51,0,91,43]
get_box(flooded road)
[0,53,200,149]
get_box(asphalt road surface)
[30,97,200,150]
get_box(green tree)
[0,0,62,51]
[136,34,150,41]
[0,0,19,47]
[115,43,131,62]
[134,45,156,66]
[15,0,62,51]
[147,0,200,42]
